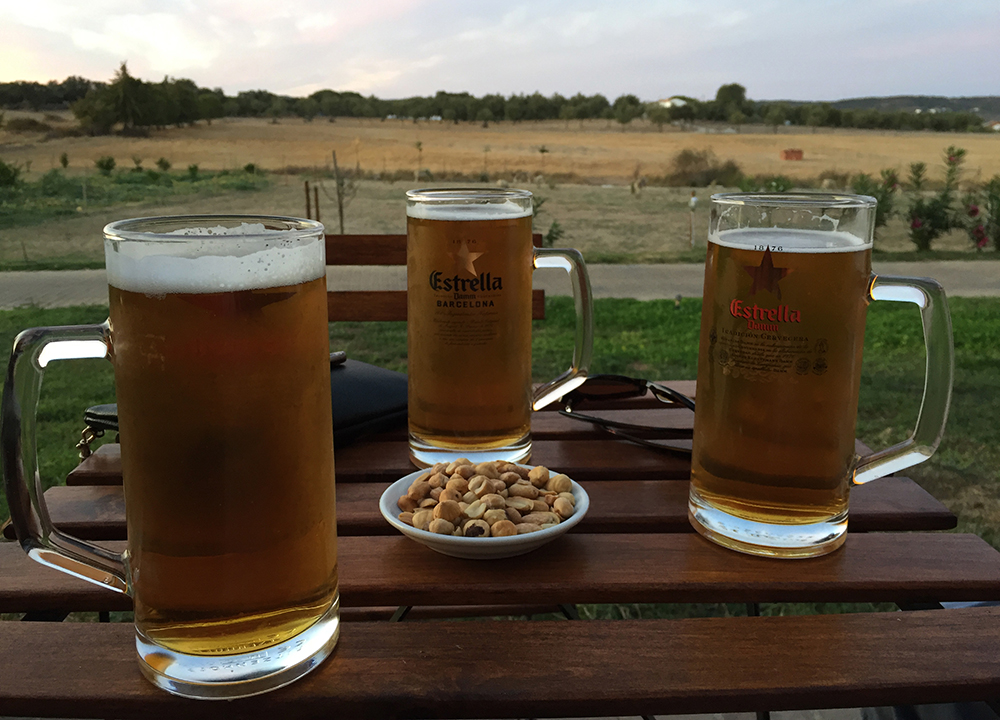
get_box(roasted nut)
[511,465,531,481]
[418,497,437,508]
[411,472,431,486]
[407,481,432,501]
[462,491,477,504]
[499,471,522,488]
[453,465,477,479]
[483,508,508,526]
[446,476,470,494]
[481,493,506,509]
[398,511,414,525]
[429,487,443,501]
[446,459,473,474]
[465,500,487,519]
[428,472,448,489]
[474,461,500,479]
[412,509,434,531]
[491,520,517,537]
[397,495,418,513]
[516,523,543,534]
[558,492,576,506]
[433,500,463,523]
[439,488,463,504]
[468,476,492,498]
[508,482,539,499]
[531,498,549,513]
[506,496,534,513]
[428,518,455,535]
[546,474,572,494]
[542,492,557,506]
[521,511,559,526]
[505,507,522,524]
[553,497,575,519]
[463,519,491,537]
[528,465,550,488]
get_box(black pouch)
[82,356,408,448]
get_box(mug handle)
[853,274,954,484]
[1,321,129,594]
[531,247,594,410]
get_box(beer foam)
[712,228,871,253]
[407,199,532,221]
[106,231,325,294]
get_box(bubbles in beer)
[712,228,871,253]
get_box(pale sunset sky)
[1,0,998,101]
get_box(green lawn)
[1,296,996,552]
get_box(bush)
[59,152,69,169]
[665,149,742,187]
[244,163,258,174]
[187,164,199,180]
[0,159,22,188]
[156,157,171,172]
[905,146,965,251]
[960,175,1000,251]
[39,169,75,197]
[95,156,116,176]
[850,169,899,241]
[738,175,794,193]
[5,117,51,133]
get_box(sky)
[2,0,999,102]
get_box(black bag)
[82,355,408,448]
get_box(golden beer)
[407,194,535,465]
[110,277,338,655]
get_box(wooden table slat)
[5,532,997,614]
[16,475,954,544]
[3,608,1000,718]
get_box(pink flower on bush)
[910,218,923,230]
[973,224,988,248]
[968,204,980,218]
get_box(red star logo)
[743,248,790,300]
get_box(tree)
[612,94,643,131]
[646,103,671,132]
[764,104,787,133]
[108,62,144,131]
[715,83,747,110]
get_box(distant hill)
[768,96,1000,121]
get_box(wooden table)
[3,382,1000,719]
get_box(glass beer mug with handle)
[2,216,340,698]
[688,193,953,558]
[406,187,594,467]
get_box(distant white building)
[988,121,1000,132]
[656,96,688,109]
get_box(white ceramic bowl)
[379,467,590,560]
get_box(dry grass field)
[1,112,995,266]
[4,112,1000,183]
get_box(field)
[2,113,997,268]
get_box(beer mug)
[2,216,340,698]
[406,188,594,466]
[688,193,953,558]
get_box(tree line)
[0,67,988,135]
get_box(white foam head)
[105,222,325,295]
[407,199,532,221]
[712,228,871,253]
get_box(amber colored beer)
[109,275,338,655]
[689,229,871,555]
[407,207,534,463]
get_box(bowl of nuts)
[379,459,589,559]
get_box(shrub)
[244,163,258,174]
[738,174,794,193]
[95,156,116,176]
[39,169,75,197]
[905,146,965,251]
[156,157,171,172]
[961,175,1000,251]
[131,156,143,172]
[59,152,69,169]
[5,117,51,133]
[0,158,22,188]
[666,149,742,187]
[187,164,199,180]
[850,169,899,241]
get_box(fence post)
[304,180,311,219]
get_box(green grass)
[0,167,270,231]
